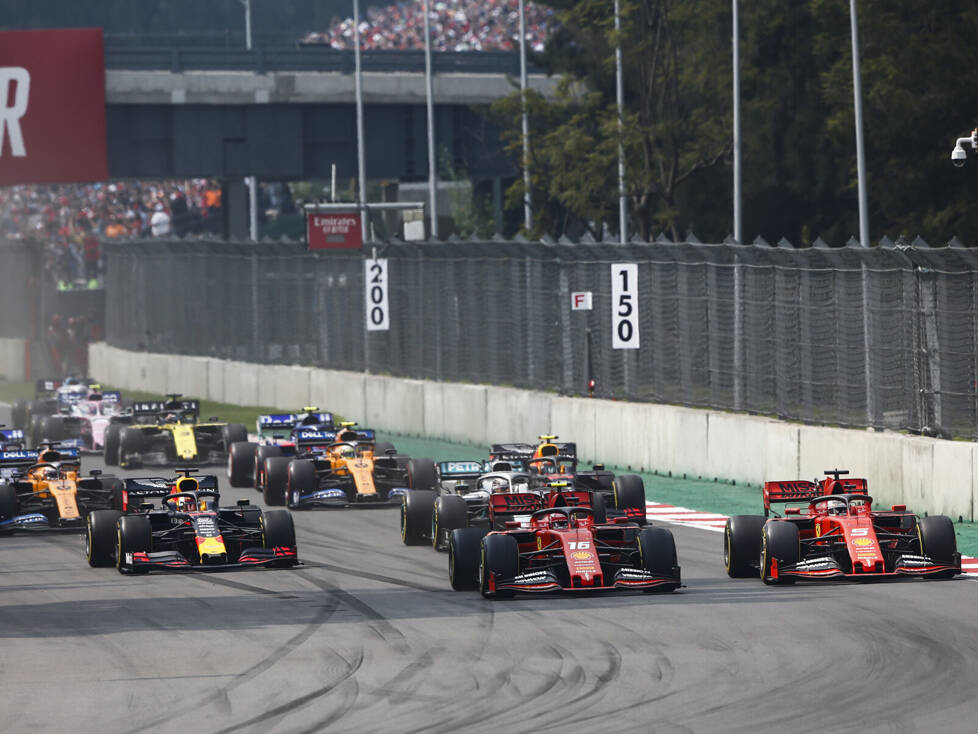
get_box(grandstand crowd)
[0,180,223,289]
[301,0,554,52]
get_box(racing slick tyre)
[119,428,146,468]
[287,459,318,508]
[401,489,437,545]
[591,491,608,524]
[919,515,958,579]
[28,413,46,447]
[116,515,152,574]
[406,458,438,491]
[0,483,20,522]
[761,520,799,586]
[432,494,468,551]
[228,441,258,488]
[12,399,27,430]
[40,415,66,443]
[261,509,298,566]
[255,445,283,491]
[449,527,487,590]
[480,534,519,599]
[103,423,123,466]
[86,509,122,567]
[613,474,647,525]
[262,457,290,506]
[724,515,767,578]
[222,423,248,450]
[374,441,396,456]
[638,527,680,591]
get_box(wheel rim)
[400,499,408,542]
[723,527,731,570]
[85,523,93,560]
[431,504,439,549]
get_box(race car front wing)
[121,546,298,572]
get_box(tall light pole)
[614,0,627,243]
[849,0,869,248]
[241,0,257,241]
[354,0,368,243]
[732,0,742,244]
[518,0,532,232]
[423,0,438,238]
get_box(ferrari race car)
[724,469,962,584]
[31,384,125,453]
[85,470,298,573]
[264,423,414,508]
[114,395,247,468]
[448,500,681,598]
[0,444,124,533]
[400,436,649,549]
[226,407,336,488]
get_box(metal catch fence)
[103,239,978,439]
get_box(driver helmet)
[42,466,59,480]
[488,477,509,494]
[826,499,847,516]
[175,496,196,512]
[336,444,356,458]
[85,403,98,416]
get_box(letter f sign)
[0,67,29,158]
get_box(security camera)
[952,144,967,167]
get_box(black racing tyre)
[761,521,799,586]
[119,427,146,467]
[591,491,608,524]
[12,400,27,430]
[0,483,19,521]
[101,476,126,511]
[406,458,438,490]
[255,445,283,490]
[638,527,680,590]
[40,415,66,443]
[374,441,396,456]
[228,441,258,488]
[449,527,487,590]
[261,509,298,566]
[103,423,123,466]
[263,456,290,506]
[222,423,248,450]
[724,515,766,578]
[432,494,468,551]
[401,489,437,545]
[919,515,957,578]
[86,509,122,567]
[287,459,318,508]
[116,515,152,574]
[29,413,46,448]
[613,474,647,524]
[480,534,519,599]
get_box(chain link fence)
[104,239,978,439]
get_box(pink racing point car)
[33,387,126,454]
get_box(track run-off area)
[2,428,978,733]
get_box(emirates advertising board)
[307,211,363,250]
[0,28,108,185]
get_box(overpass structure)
[104,50,557,177]
[104,47,559,236]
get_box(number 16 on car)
[365,258,390,332]
[611,263,640,349]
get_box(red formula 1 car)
[448,487,681,598]
[724,469,961,584]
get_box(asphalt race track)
[2,454,978,734]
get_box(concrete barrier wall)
[0,339,26,382]
[88,342,978,520]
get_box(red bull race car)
[447,485,681,598]
[724,469,961,584]
[85,470,298,573]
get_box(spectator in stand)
[300,0,555,53]
[150,202,172,237]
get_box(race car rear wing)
[489,492,544,518]
[490,442,578,458]
[763,480,821,516]
[0,448,38,467]
[437,460,487,482]
[123,475,219,501]
[0,428,25,444]
[35,378,62,396]
[132,399,200,416]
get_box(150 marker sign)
[365,258,390,331]
[611,263,640,349]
